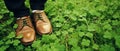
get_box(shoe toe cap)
[17,26,36,43]
[37,23,52,34]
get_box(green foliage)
[0,0,120,51]
[81,39,90,47]
[114,36,120,48]
[92,44,99,50]
[99,44,115,51]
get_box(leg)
[4,0,35,45]
[30,0,52,35]
[30,0,47,10]
[4,0,30,17]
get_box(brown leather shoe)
[16,16,36,45]
[33,10,52,35]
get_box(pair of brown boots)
[16,10,52,45]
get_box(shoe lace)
[21,18,32,28]
[17,17,32,31]
[23,18,28,26]
[37,13,45,22]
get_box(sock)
[32,10,44,13]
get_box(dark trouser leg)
[4,0,30,18]
[30,0,47,10]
